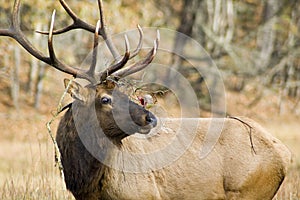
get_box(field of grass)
[264,120,300,199]
[0,141,74,200]
[0,108,74,200]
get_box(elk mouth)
[138,124,155,134]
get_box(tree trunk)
[34,63,46,109]
[27,23,42,95]
[167,0,201,81]
[256,0,279,70]
[173,0,201,55]
[11,45,20,110]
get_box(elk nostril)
[145,113,157,127]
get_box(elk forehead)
[95,84,114,96]
[95,83,117,99]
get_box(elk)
[0,0,291,200]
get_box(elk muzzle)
[128,101,157,134]
[139,111,157,134]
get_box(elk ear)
[64,79,87,102]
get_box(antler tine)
[36,0,95,35]
[0,0,89,80]
[87,20,100,78]
[111,30,160,79]
[97,0,105,27]
[12,0,20,31]
[37,0,121,61]
[99,35,130,82]
[99,25,144,82]
[97,0,120,61]
[129,25,144,59]
[47,10,94,82]
[48,10,58,62]
[0,0,46,61]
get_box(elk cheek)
[111,107,138,136]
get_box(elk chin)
[138,125,154,134]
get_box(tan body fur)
[57,116,291,200]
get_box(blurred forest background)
[0,0,299,199]
[1,0,300,114]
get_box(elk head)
[64,79,157,141]
[0,0,159,140]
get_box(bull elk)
[0,0,291,199]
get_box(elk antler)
[110,30,160,79]
[0,0,159,84]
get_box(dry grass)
[275,168,300,200]
[0,138,73,200]
[0,140,74,200]
[265,120,300,200]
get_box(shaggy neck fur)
[56,105,124,199]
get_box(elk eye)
[101,97,111,104]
